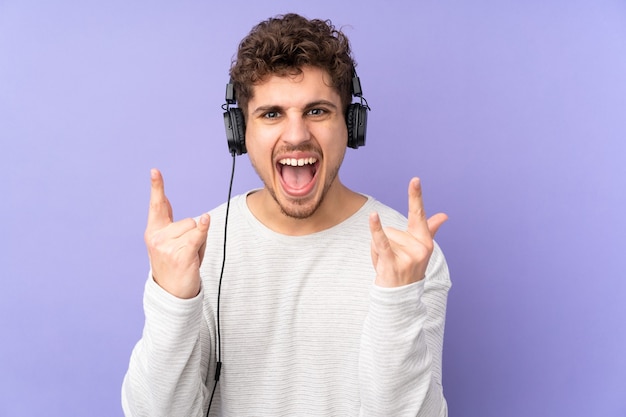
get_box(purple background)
[2,1,625,416]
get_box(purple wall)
[2,1,625,416]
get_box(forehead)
[248,66,341,108]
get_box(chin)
[277,195,322,220]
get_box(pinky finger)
[426,213,449,238]
[197,213,211,233]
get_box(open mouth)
[277,157,319,196]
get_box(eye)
[263,111,280,119]
[307,108,326,116]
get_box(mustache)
[273,144,321,156]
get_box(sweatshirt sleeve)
[121,276,210,417]
[359,243,450,417]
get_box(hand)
[369,177,447,288]
[144,169,210,299]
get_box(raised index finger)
[147,168,173,229]
[407,177,429,238]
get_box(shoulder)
[203,192,252,223]
[367,197,408,229]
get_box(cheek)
[326,124,349,156]
[245,132,276,172]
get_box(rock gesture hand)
[369,178,447,288]
[144,169,210,299]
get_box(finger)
[427,212,448,238]
[197,213,210,265]
[147,216,210,259]
[147,168,173,229]
[197,213,210,234]
[180,215,210,254]
[407,177,429,237]
[369,212,392,259]
[160,217,199,239]
[150,214,209,243]
[164,214,210,261]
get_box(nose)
[281,113,311,146]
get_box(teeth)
[278,157,317,166]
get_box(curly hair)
[229,13,356,119]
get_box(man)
[122,13,451,417]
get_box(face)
[245,66,348,220]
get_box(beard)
[272,170,335,219]
[266,161,340,219]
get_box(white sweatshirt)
[122,194,451,417]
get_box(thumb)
[426,212,448,238]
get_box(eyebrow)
[251,100,339,116]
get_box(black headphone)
[223,72,370,155]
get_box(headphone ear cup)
[224,108,247,155]
[346,103,367,149]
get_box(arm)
[359,244,450,416]
[361,178,450,416]
[122,169,212,416]
[122,278,209,417]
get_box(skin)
[369,177,448,288]
[144,168,209,299]
[143,66,447,298]
[244,66,365,236]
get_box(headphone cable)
[206,151,236,416]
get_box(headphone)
[223,72,370,155]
